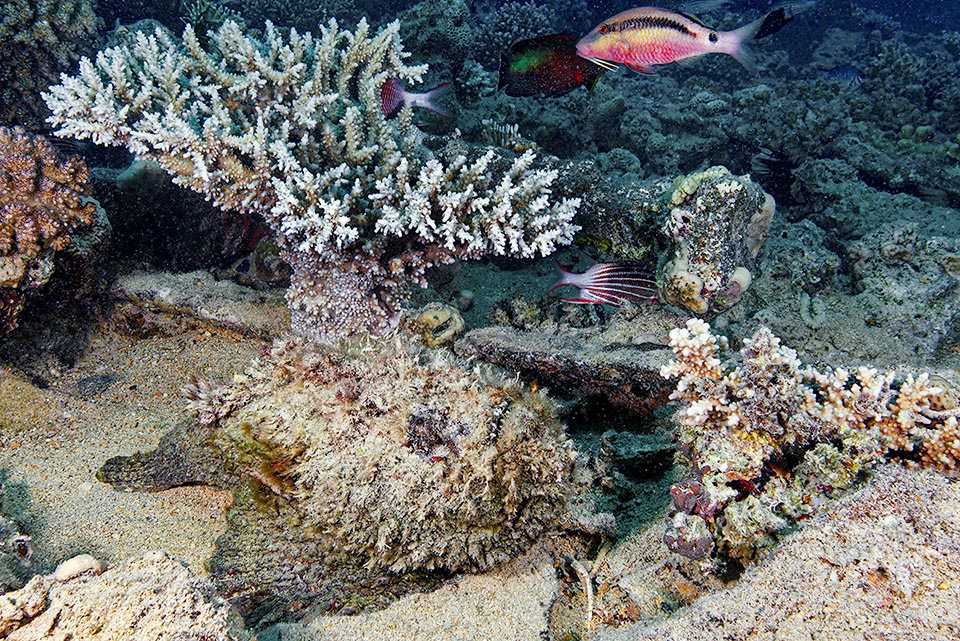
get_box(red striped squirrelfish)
[548,261,658,306]
[576,6,791,75]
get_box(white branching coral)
[660,319,960,562]
[43,19,579,340]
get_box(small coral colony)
[2,0,960,627]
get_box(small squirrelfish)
[380,78,453,119]
[576,6,791,74]
[548,261,658,306]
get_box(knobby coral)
[43,18,580,341]
[660,318,960,562]
[0,126,97,333]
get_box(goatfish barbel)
[576,6,793,74]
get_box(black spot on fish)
[709,32,719,43]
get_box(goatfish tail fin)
[727,7,791,74]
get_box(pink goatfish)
[380,78,453,119]
[548,261,659,306]
[576,6,791,74]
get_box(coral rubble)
[0,551,249,640]
[44,18,579,341]
[660,318,960,561]
[0,126,97,334]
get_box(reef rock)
[457,324,673,415]
[0,551,249,641]
[97,336,605,625]
[659,166,775,315]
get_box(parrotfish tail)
[728,8,791,73]
[418,82,454,119]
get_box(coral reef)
[0,0,101,128]
[0,551,250,640]
[44,18,579,341]
[846,223,960,360]
[97,335,603,622]
[471,1,555,70]
[599,465,960,641]
[660,319,960,562]
[658,167,775,315]
[0,126,98,334]
[399,0,474,79]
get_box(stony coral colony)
[662,319,960,562]
[0,126,96,333]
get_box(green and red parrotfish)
[381,78,453,119]
[499,33,609,97]
[576,6,792,75]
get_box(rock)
[0,551,250,641]
[52,554,103,583]
[456,325,674,415]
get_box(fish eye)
[598,24,608,35]
[709,32,719,43]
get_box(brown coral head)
[0,126,95,258]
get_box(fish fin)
[546,259,574,293]
[625,62,655,75]
[418,82,453,119]
[727,8,793,74]
[756,8,793,40]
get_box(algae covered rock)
[99,335,601,622]
[659,166,774,315]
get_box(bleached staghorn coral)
[43,19,580,340]
[660,319,960,562]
